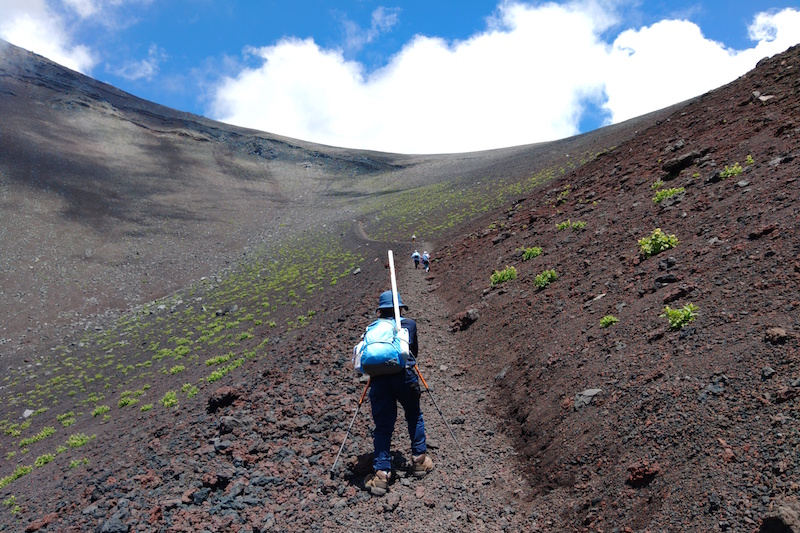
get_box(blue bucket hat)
[377,290,408,311]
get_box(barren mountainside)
[0,38,799,532]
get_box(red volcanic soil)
[2,44,800,533]
[433,44,800,531]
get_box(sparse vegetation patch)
[91,405,110,417]
[490,266,518,286]
[653,187,684,204]
[638,229,678,258]
[534,269,558,289]
[556,219,586,231]
[0,465,32,490]
[66,433,93,448]
[34,453,54,467]
[661,303,698,330]
[522,247,542,261]
[600,315,619,328]
[719,162,743,179]
[19,426,55,447]
[160,391,178,408]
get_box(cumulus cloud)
[0,0,154,74]
[0,0,97,73]
[2,0,799,154]
[211,1,619,153]
[209,2,800,153]
[603,8,800,123]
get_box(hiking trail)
[333,243,537,531]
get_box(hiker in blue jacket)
[411,250,421,269]
[422,251,431,272]
[364,290,434,496]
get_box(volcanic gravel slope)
[433,45,800,531]
[0,41,799,533]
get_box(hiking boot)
[412,453,434,478]
[365,470,390,496]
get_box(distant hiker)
[412,233,416,242]
[361,290,433,496]
[422,251,430,272]
[411,250,421,269]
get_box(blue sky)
[1,1,800,154]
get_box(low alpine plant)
[653,187,685,204]
[534,269,558,289]
[490,266,517,285]
[638,228,678,259]
[661,303,698,329]
[599,315,619,328]
[522,247,542,261]
[719,162,743,179]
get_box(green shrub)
[66,433,93,448]
[91,405,110,417]
[182,383,199,398]
[745,154,755,165]
[206,353,233,366]
[638,228,678,258]
[117,396,139,408]
[174,345,191,357]
[719,162,743,178]
[652,187,685,204]
[651,179,664,190]
[19,426,56,447]
[599,315,619,328]
[69,458,88,469]
[534,269,558,289]
[522,247,542,261]
[34,454,54,468]
[169,365,185,375]
[490,266,517,285]
[0,465,32,489]
[140,404,153,412]
[556,219,587,231]
[206,358,244,383]
[160,391,178,408]
[661,303,698,329]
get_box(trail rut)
[331,244,536,531]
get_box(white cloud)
[62,0,103,18]
[211,1,619,153]
[343,7,402,53]
[0,0,97,73]
[0,0,155,74]
[109,43,166,81]
[2,1,800,154]
[63,0,148,20]
[603,8,800,124]
[210,2,800,154]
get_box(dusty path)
[334,243,537,532]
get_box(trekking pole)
[330,378,370,478]
[387,250,402,333]
[414,364,467,458]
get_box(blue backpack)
[353,318,410,376]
